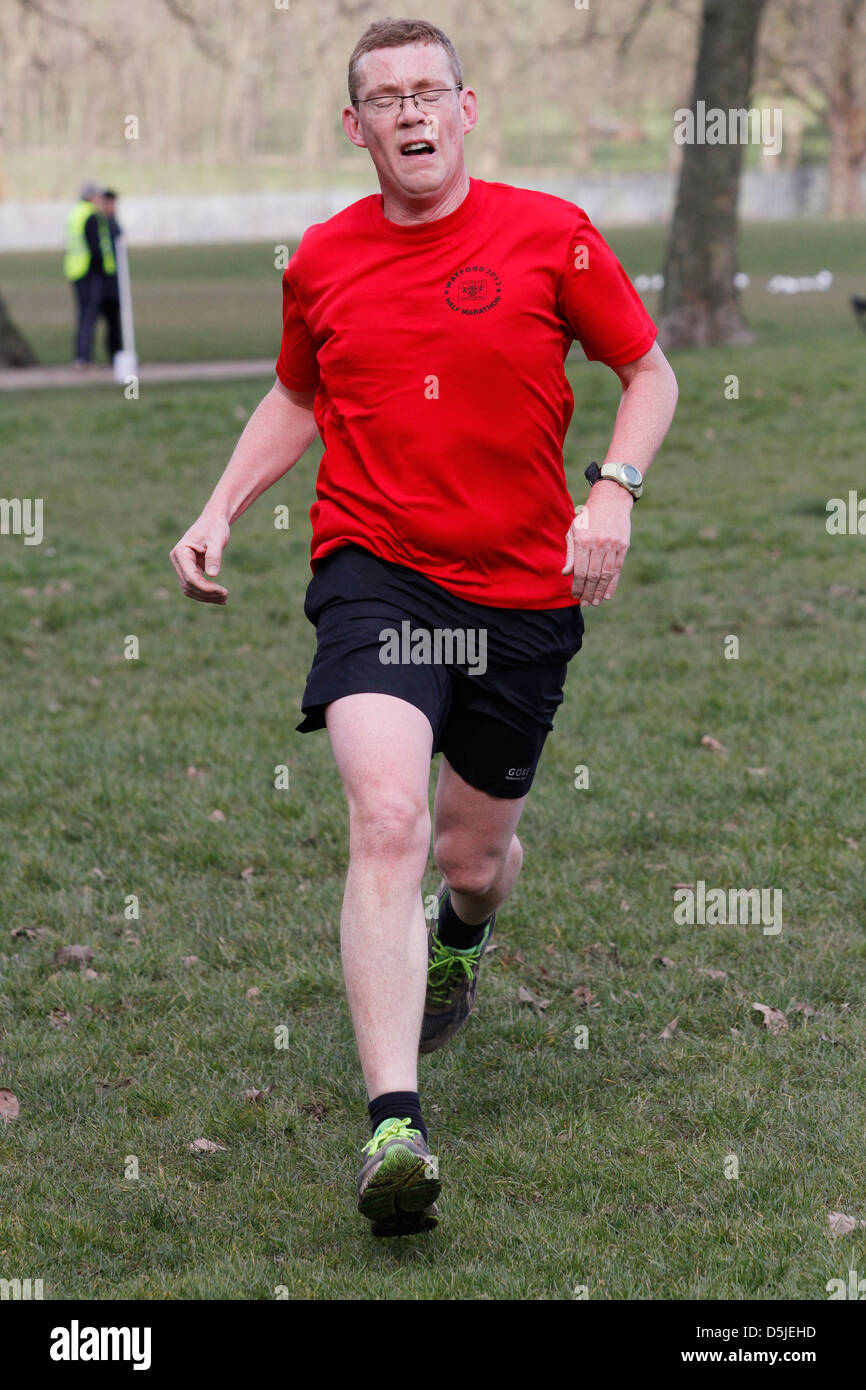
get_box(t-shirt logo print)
[461,279,487,301]
[444,264,502,316]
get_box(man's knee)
[348,789,431,864]
[434,834,513,899]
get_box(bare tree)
[761,0,866,217]
[658,0,769,348]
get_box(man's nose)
[397,97,424,120]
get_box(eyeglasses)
[356,86,463,115]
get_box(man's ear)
[342,105,368,150]
[460,87,479,137]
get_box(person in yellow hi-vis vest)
[64,181,116,367]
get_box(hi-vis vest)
[63,201,116,280]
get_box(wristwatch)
[584,460,644,500]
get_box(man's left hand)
[561,479,633,605]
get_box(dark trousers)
[72,273,103,362]
[99,293,123,357]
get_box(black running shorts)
[295,545,584,799]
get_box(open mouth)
[400,141,436,158]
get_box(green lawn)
[3,218,864,367]
[0,224,864,1299]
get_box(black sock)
[437,891,491,950]
[368,1091,427,1145]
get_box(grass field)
[0,221,864,1300]
[3,219,865,367]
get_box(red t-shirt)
[275,177,656,609]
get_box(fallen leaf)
[483,940,502,953]
[829,584,857,598]
[88,675,102,688]
[746,766,769,777]
[181,955,199,967]
[245,987,261,1000]
[0,1089,19,1121]
[152,587,170,600]
[188,1138,226,1154]
[698,527,717,539]
[828,1211,866,1237]
[698,967,728,980]
[790,1001,815,1017]
[660,1017,679,1040]
[243,1086,273,1104]
[48,1009,72,1028]
[620,899,629,911]
[701,735,726,753]
[730,1026,741,1037]
[11,925,51,940]
[723,822,738,831]
[53,944,94,967]
[670,622,696,634]
[573,985,598,1008]
[518,984,549,1012]
[542,944,555,955]
[837,834,858,851]
[671,882,693,891]
[92,866,106,880]
[752,1002,789,1034]
[654,956,676,968]
[123,932,140,945]
[240,867,255,880]
[185,766,207,778]
[208,809,226,823]
[81,968,101,980]
[586,879,603,893]
[94,1077,132,1090]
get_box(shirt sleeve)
[556,210,657,368]
[275,258,320,392]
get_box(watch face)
[622,464,642,486]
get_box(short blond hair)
[348,18,463,106]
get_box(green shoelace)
[426,935,481,1005]
[362,1117,420,1156]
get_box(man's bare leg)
[325,692,433,1098]
[432,756,528,924]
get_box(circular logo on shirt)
[444,264,502,316]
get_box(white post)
[112,233,139,383]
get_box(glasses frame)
[355,85,464,116]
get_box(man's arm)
[562,341,678,606]
[170,379,318,604]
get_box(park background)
[0,0,864,1301]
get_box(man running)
[170,17,678,1238]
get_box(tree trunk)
[0,292,38,367]
[658,0,769,349]
[826,2,866,217]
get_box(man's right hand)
[170,513,231,603]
